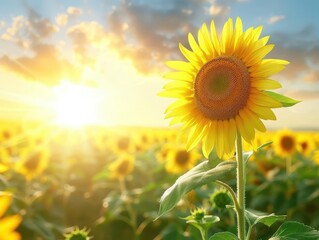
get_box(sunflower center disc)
[194,56,250,120]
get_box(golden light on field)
[52,81,104,127]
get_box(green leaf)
[243,150,253,163]
[209,232,239,240]
[156,160,236,219]
[246,211,286,227]
[244,142,272,162]
[265,91,300,107]
[257,214,286,227]
[269,221,319,240]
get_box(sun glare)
[52,81,103,127]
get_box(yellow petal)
[239,110,255,143]
[249,102,277,120]
[165,103,195,119]
[202,121,217,159]
[244,108,267,132]
[179,43,202,67]
[198,23,213,56]
[163,81,192,91]
[188,32,206,63]
[249,91,282,108]
[186,120,207,151]
[221,18,233,54]
[0,215,21,232]
[0,194,12,218]
[251,79,282,90]
[222,120,231,155]
[244,44,275,67]
[233,17,243,49]
[251,26,263,42]
[227,118,237,155]
[210,20,221,56]
[250,59,288,78]
[165,99,192,113]
[163,71,194,82]
[215,121,224,159]
[166,60,197,72]
[2,232,21,240]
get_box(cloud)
[56,13,68,26]
[55,6,83,27]
[67,7,83,16]
[268,15,285,24]
[0,7,81,85]
[106,0,231,74]
[269,25,319,83]
[0,20,5,29]
[208,5,230,16]
[67,21,107,64]
[0,43,81,85]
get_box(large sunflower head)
[160,17,289,159]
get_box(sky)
[0,0,319,129]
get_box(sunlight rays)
[52,80,104,128]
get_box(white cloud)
[208,5,230,16]
[56,14,68,26]
[0,21,5,29]
[268,15,285,24]
[67,7,83,16]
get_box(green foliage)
[209,232,239,240]
[265,91,300,107]
[246,211,286,227]
[270,221,319,239]
[157,160,236,219]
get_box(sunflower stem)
[286,156,292,175]
[236,131,246,240]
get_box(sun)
[52,81,103,127]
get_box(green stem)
[215,180,240,211]
[236,130,246,240]
[119,177,139,240]
[246,225,253,240]
[286,156,292,175]
[199,227,208,240]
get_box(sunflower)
[109,154,135,179]
[313,151,319,165]
[156,143,174,163]
[297,134,315,157]
[160,17,289,159]
[165,147,201,174]
[273,129,297,158]
[15,148,49,181]
[0,192,22,240]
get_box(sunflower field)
[0,120,318,239]
[1,2,319,238]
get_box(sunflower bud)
[210,190,232,209]
[64,227,91,240]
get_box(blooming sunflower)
[313,151,319,165]
[165,147,201,174]
[273,129,297,158]
[297,134,315,157]
[15,148,49,181]
[160,17,289,159]
[0,192,22,240]
[109,154,135,179]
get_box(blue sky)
[0,0,318,129]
